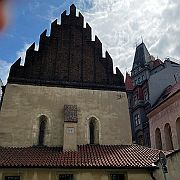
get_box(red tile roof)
[0,145,165,168]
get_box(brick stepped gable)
[8,4,125,91]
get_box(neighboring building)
[126,42,180,147]
[148,82,180,150]
[0,79,3,98]
[0,4,180,180]
[0,79,3,108]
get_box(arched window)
[155,128,162,150]
[38,115,47,146]
[176,117,180,148]
[164,123,174,150]
[89,117,99,144]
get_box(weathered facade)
[0,84,131,148]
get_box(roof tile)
[0,144,167,168]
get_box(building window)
[89,117,99,144]
[59,174,73,180]
[142,75,145,80]
[138,77,140,83]
[155,128,162,150]
[38,115,47,146]
[164,123,174,150]
[90,120,95,144]
[110,174,125,180]
[5,177,20,180]
[134,114,141,126]
[143,90,148,101]
[133,95,138,105]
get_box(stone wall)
[0,83,131,147]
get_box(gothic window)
[90,120,95,144]
[5,177,20,180]
[110,174,125,180]
[176,117,180,148]
[89,117,99,144]
[133,95,138,105]
[164,123,174,150]
[142,75,145,80]
[134,114,141,126]
[155,128,162,150]
[38,115,47,146]
[138,77,140,83]
[143,89,148,101]
[59,174,73,180]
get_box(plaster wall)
[148,91,180,150]
[148,62,180,105]
[0,83,131,147]
[0,168,152,180]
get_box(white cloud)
[75,0,180,74]
[0,59,12,85]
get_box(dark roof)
[0,144,165,168]
[132,43,151,69]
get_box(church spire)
[132,42,151,69]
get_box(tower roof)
[132,42,151,69]
[8,4,125,91]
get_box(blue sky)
[0,0,78,61]
[0,0,180,84]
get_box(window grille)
[110,174,125,180]
[59,174,73,180]
[5,176,20,180]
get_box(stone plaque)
[66,127,75,134]
[64,105,78,122]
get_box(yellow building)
[0,4,179,180]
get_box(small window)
[134,114,141,126]
[143,90,148,101]
[133,95,138,105]
[142,75,145,80]
[59,174,73,180]
[110,174,125,180]
[138,77,140,83]
[5,177,20,180]
[38,115,47,146]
